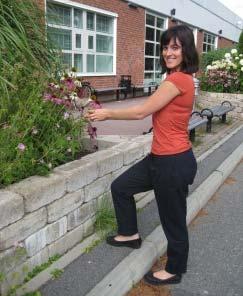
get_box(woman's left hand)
[85,109,110,121]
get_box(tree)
[238,30,243,54]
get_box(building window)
[145,12,166,84]
[46,1,115,75]
[203,32,216,53]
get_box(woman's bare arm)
[86,81,180,121]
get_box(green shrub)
[0,88,86,187]
[238,30,243,54]
[0,0,98,187]
[199,47,234,71]
[200,49,243,93]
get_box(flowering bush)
[0,73,101,188]
[200,48,243,93]
[0,0,102,188]
[44,71,101,141]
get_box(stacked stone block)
[0,135,152,295]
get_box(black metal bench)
[201,101,234,132]
[94,87,127,101]
[142,111,208,142]
[133,82,159,97]
[188,111,208,141]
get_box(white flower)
[48,163,52,169]
[32,128,38,135]
[241,67,243,72]
[70,92,78,101]
[235,57,239,60]
[231,48,237,54]
[239,54,243,57]
[67,148,72,153]
[239,59,243,66]
[224,53,231,59]
[63,112,70,119]
[74,80,82,87]
[206,65,212,70]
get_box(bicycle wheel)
[74,84,92,109]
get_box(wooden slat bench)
[94,87,127,101]
[201,101,235,132]
[142,111,208,142]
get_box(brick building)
[37,0,243,88]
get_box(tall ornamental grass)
[0,0,59,121]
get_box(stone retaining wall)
[197,91,243,120]
[0,135,152,295]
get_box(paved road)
[40,127,243,296]
[170,160,243,296]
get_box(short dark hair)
[160,25,199,74]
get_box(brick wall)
[38,0,145,88]
[197,30,204,55]
[37,0,237,89]
[218,37,235,49]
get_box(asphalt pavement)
[92,97,152,135]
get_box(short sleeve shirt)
[151,72,195,155]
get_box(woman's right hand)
[85,109,110,121]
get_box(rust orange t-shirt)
[151,72,195,155]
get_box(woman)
[86,25,199,286]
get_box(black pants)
[111,148,197,274]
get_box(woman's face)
[162,38,183,72]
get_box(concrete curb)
[15,125,243,296]
[86,141,243,296]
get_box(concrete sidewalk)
[16,124,243,296]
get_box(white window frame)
[45,0,118,76]
[144,11,167,85]
[203,32,217,53]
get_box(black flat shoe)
[106,235,142,249]
[144,271,182,286]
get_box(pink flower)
[53,98,63,105]
[89,101,102,109]
[17,143,26,151]
[87,123,97,139]
[64,78,76,91]
[43,93,52,101]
